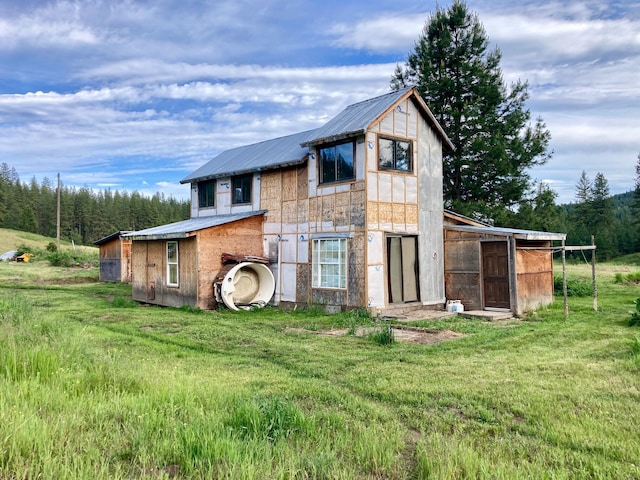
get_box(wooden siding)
[444,229,482,310]
[516,240,554,312]
[98,237,132,283]
[131,216,264,310]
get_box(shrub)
[46,249,98,267]
[615,271,640,285]
[553,276,592,297]
[46,242,58,253]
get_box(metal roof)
[93,230,131,246]
[123,211,266,241]
[180,130,315,184]
[445,224,566,241]
[302,88,413,146]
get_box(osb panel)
[392,203,405,225]
[260,171,282,223]
[297,166,308,200]
[406,204,418,225]
[312,289,347,309]
[296,263,311,303]
[350,180,366,191]
[350,190,366,228]
[335,192,350,227]
[444,240,480,272]
[348,233,366,307]
[297,200,309,224]
[282,168,297,202]
[367,201,378,225]
[282,200,297,224]
[444,272,481,310]
[516,249,553,274]
[320,195,335,225]
[378,202,393,224]
[308,197,318,223]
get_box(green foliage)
[368,324,395,345]
[553,275,592,297]
[47,249,98,267]
[111,296,138,308]
[392,0,551,221]
[45,241,57,252]
[629,298,640,327]
[614,271,640,284]
[0,163,190,245]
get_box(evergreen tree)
[391,0,552,221]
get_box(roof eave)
[180,157,308,184]
[301,129,366,148]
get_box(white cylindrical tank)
[218,262,275,311]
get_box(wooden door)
[387,236,419,304]
[481,241,510,309]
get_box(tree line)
[0,163,190,246]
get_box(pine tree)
[391,0,551,221]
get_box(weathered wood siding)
[98,237,132,282]
[444,229,482,310]
[515,240,554,312]
[131,237,198,308]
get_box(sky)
[0,0,638,205]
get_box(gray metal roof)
[181,130,315,184]
[445,224,566,241]
[124,211,266,240]
[93,230,131,246]
[302,88,413,146]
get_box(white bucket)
[446,300,464,313]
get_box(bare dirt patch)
[283,325,464,345]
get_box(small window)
[312,238,347,289]
[198,180,216,208]
[167,241,179,287]
[319,141,354,184]
[232,174,252,204]
[379,137,413,172]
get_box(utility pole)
[56,173,61,249]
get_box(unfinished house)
[128,87,454,312]
[443,211,566,314]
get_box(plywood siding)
[444,230,482,310]
[196,215,265,310]
[516,240,554,312]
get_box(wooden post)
[591,235,597,312]
[56,173,61,249]
[562,239,568,319]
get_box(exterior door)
[387,236,420,304]
[481,241,510,309]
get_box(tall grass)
[0,259,639,478]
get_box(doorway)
[481,241,510,309]
[387,235,419,304]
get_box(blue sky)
[0,0,638,205]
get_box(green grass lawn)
[1,257,639,479]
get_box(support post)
[591,235,597,312]
[562,239,568,319]
[56,173,61,249]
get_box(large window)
[379,137,413,172]
[198,179,216,208]
[319,141,354,184]
[312,238,347,289]
[232,174,252,204]
[167,241,179,287]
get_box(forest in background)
[1,162,639,260]
[0,163,190,246]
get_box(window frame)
[166,241,179,287]
[318,140,355,185]
[312,238,348,290]
[197,179,216,209]
[378,136,413,173]
[231,174,252,205]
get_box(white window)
[312,238,347,289]
[167,241,179,287]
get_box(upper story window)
[379,137,413,172]
[198,179,216,208]
[319,141,354,184]
[232,174,252,204]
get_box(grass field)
[1,233,639,479]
